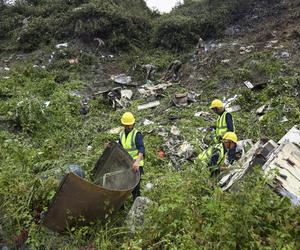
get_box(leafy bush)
[153,15,196,52]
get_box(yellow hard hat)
[121,112,135,125]
[210,99,223,109]
[223,132,238,143]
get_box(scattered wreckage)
[42,142,139,232]
[219,125,300,205]
[95,87,133,110]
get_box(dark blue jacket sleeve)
[209,151,220,166]
[227,146,236,164]
[135,132,145,154]
[226,113,234,132]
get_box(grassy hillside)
[0,0,300,249]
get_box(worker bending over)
[198,132,239,176]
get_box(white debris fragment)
[70,91,82,97]
[138,101,160,110]
[263,142,300,205]
[87,145,93,151]
[256,105,268,115]
[194,111,212,121]
[194,112,203,117]
[278,126,300,144]
[17,101,24,107]
[226,105,241,113]
[3,76,10,79]
[244,81,254,89]
[55,43,68,49]
[281,52,290,58]
[221,59,231,63]
[120,89,133,100]
[280,116,289,123]
[240,45,254,54]
[143,119,154,126]
[111,74,132,85]
[170,125,180,136]
[194,111,210,117]
[259,115,264,122]
[177,141,194,158]
[224,94,239,107]
[109,127,123,135]
[73,7,83,11]
[4,67,10,71]
[44,101,50,108]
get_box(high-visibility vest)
[198,143,225,166]
[120,128,144,166]
[216,111,234,139]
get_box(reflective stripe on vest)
[198,143,225,166]
[120,128,144,166]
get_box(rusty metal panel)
[43,142,139,232]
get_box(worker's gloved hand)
[132,160,140,172]
[219,164,227,172]
[105,142,113,149]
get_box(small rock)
[145,183,153,191]
[126,197,151,233]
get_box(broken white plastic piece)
[138,101,160,110]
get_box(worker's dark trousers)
[132,167,143,201]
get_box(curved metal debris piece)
[43,142,139,232]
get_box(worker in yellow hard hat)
[198,132,239,176]
[209,99,235,143]
[119,112,144,200]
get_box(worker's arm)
[132,132,145,171]
[208,151,220,167]
[226,113,234,132]
[227,147,236,164]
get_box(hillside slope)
[0,0,300,249]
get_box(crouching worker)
[198,132,238,177]
[119,112,145,201]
